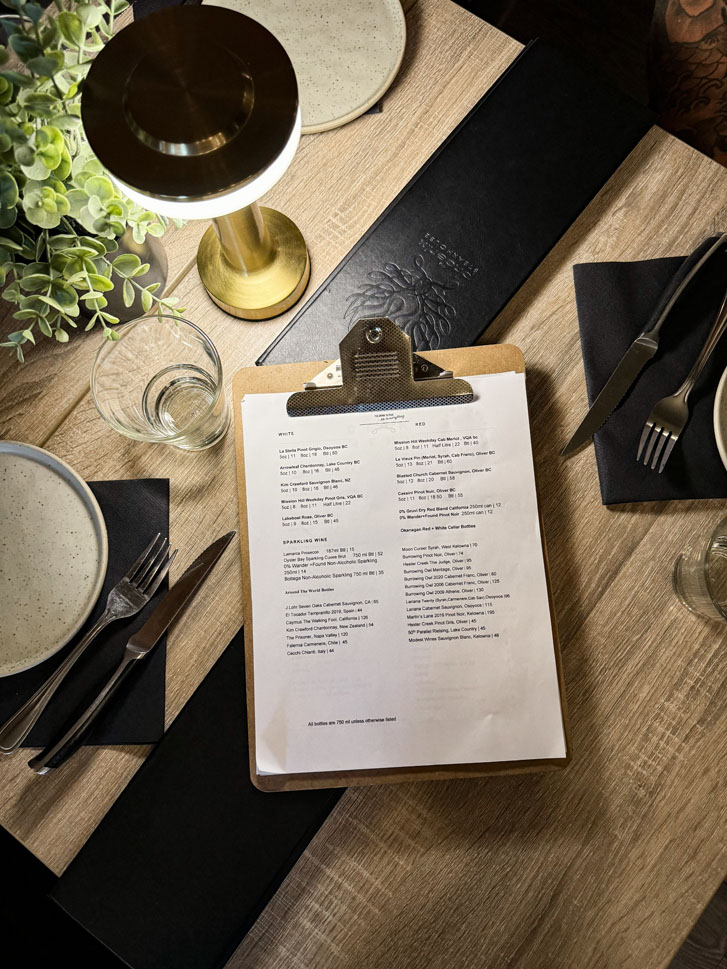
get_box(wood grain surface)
[0,1,726,967]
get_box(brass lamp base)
[197,206,310,320]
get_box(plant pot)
[83,228,169,325]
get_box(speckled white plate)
[714,367,727,471]
[0,442,108,677]
[204,0,407,134]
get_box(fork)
[0,533,173,755]
[636,281,727,473]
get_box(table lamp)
[81,5,310,320]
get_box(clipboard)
[233,318,571,791]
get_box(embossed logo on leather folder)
[259,41,653,366]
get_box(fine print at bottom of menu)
[242,372,567,775]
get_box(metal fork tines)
[0,533,174,754]
[637,280,727,474]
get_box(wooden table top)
[1,1,726,966]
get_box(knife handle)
[643,234,727,340]
[27,654,139,774]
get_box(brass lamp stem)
[197,204,310,320]
[212,203,275,274]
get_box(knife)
[28,530,236,774]
[561,233,727,456]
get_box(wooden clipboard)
[233,331,571,792]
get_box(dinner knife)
[28,530,236,774]
[561,233,727,456]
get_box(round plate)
[714,366,727,471]
[204,0,407,134]
[0,442,108,677]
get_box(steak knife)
[28,530,235,774]
[561,233,727,456]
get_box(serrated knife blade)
[560,338,657,455]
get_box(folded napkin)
[51,630,343,969]
[573,242,727,504]
[0,478,169,747]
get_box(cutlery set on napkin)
[0,509,234,773]
[563,234,727,503]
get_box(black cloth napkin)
[51,629,343,969]
[0,478,169,747]
[574,244,727,504]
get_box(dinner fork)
[636,281,727,473]
[0,533,173,754]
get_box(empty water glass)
[91,315,230,450]
[672,516,727,620]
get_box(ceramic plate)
[0,442,108,677]
[204,0,407,134]
[714,367,727,471]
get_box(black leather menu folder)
[51,631,343,969]
[259,40,653,365]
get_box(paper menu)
[241,372,566,775]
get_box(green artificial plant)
[0,0,181,360]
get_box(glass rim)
[90,313,225,444]
[698,515,727,618]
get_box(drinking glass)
[672,516,727,620]
[91,315,230,450]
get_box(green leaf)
[39,20,59,48]
[140,288,152,313]
[131,262,150,278]
[9,35,42,63]
[87,272,114,292]
[112,252,141,276]
[82,236,111,256]
[85,174,115,202]
[19,295,51,316]
[0,235,23,252]
[24,3,45,23]
[37,293,77,314]
[22,327,35,344]
[38,317,52,338]
[25,53,65,77]
[77,3,104,28]
[18,272,51,291]
[49,282,79,309]
[0,70,35,90]
[0,171,18,206]
[122,278,134,307]
[54,328,69,343]
[0,202,17,228]
[57,12,84,48]
[52,114,82,131]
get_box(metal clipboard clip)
[286,317,474,416]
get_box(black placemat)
[259,40,653,365]
[51,629,343,969]
[0,478,169,747]
[574,245,727,504]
